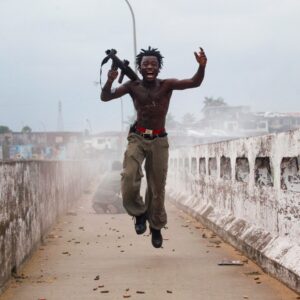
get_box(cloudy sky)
[0,0,299,132]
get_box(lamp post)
[124,0,137,72]
[119,0,137,155]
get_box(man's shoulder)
[159,78,179,89]
[162,78,178,83]
[124,79,142,88]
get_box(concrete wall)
[0,160,98,292]
[167,128,300,293]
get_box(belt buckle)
[144,128,153,135]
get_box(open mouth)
[146,72,155,79]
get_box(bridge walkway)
[0,181,298,300]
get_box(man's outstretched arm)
[100,70,130,101]
[166,47,207,90]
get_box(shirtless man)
[101,46,207,248]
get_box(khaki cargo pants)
[121,133,169,230]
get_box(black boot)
[150,227,163,248]
[134,213,147,235]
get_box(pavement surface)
[0,179,299,300]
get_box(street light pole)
[124,0,137,72]
[120,0,137,155]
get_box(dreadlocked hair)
[136,46,164,69]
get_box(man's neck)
[142,79,157,88]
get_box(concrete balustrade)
[167,128,300,293]
[0,160,99,292]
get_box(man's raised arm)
[166,47,207,90]
[100,70,130,101]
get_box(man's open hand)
[194,47,207,67]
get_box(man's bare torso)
[127,79,172,129]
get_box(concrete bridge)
[0,129,299,299]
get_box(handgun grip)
[118,60,129,84]
[118,72,125,84]
[111,60,118,71]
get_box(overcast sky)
[0,0,299,133]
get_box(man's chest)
[131,83,170,106]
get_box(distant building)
[199,105,269,137]
[169,104,300,147]
[254,112,300,133]
[83,131,124,168]
[0,131,85,160]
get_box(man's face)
[139,56,159,82]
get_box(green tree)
[0,125,11,134]
[21,126,32,133]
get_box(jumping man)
[101,46,207,248]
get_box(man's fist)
[194,47,207,67]
[107,69,118,82]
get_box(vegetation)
[21,126,32,133]
[0,125,11,134]
[203,97,227,109]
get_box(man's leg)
[145,137,169,247]
[121,135,147,234]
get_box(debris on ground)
[218,259,244,266]
[244,271,262,276]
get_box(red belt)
[136,126,165,135]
